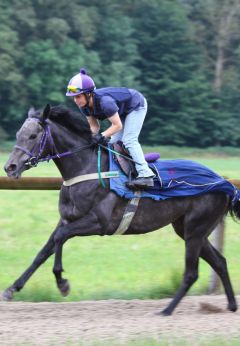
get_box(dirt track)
[1,295,240,345]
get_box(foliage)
[0,126,8,143]
[1,0,240,146]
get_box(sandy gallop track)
[0,295,240,345]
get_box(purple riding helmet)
[66,68,96,96]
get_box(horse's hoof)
[228,302,238,312]
[2,287,15,301]
[58,279,70,297]
[155,309,172,316]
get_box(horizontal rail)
[0,177,63,190]
[0,176,239,190]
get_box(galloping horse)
[3,104,240,315]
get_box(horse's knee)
[53,228,65,245]
[184,272,198,286]
[211,255,228,276]
[216,261,228,275]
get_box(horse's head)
[4,104,51,178]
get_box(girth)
[63,171,141,235]
[113,191,141,235]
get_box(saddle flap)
[112,142,137,177]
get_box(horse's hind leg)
[159,236,204,316]
[200,240,237,312]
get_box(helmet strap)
[85,92,93,108]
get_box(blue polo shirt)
[80,87,145,120]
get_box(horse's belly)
[114,197,188,235]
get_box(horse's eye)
[29,134,37,140]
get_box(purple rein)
[14,118,72,167]
[14,118,160,169]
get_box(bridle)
[14,117,92,168]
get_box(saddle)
[112,141,160,189]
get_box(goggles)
[67,85,82,94]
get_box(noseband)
[15,117,92,167]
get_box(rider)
[66,68,154,188]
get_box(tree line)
[1,0,240,147]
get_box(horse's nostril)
[5,164,17,173]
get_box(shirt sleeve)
[100,96,119,117]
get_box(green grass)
[50,336,240,346]
[10,336,240,346]
[0,146,240,302]
[11,337,240,346]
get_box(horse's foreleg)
[200,240,237,312]
[159,237,203,316]
[52,211,102,296]
[2,227,58,301]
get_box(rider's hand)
[92,133,109,146]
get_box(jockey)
[66,68,154,188]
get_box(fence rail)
[0,176,239,190]
[0,177,62,190]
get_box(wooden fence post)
[208,218,225,294]
[207,178,240,293]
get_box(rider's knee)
[122,137,138,149]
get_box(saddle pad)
[109,153,240,203]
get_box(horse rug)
[109,152,240,204]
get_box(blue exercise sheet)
[109,154,240,204]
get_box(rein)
[15,117,133,188]
[16,118,139,171]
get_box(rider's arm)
[86,116,100,134]
[102,113,123,138]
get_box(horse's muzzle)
[4,163,19,178]
[4,161,30,179]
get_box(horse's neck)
[49,123,108,180]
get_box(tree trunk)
[213,2,239,91]
[213,44,225,91]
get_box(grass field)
[76,338,240,346]
[0,146,240,302]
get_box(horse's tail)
[229,199,240,221]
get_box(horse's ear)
[28,107,36,118]
[42,104,51,120]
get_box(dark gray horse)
[3,104,240,315]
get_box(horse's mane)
[49,105,92,138]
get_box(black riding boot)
[130,177,154,188]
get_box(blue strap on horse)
[97,146,106,188]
